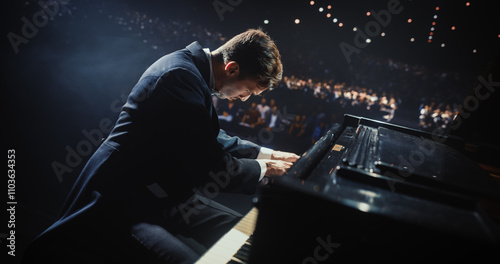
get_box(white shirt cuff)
[257,147,273,160]
[256,159,267,181]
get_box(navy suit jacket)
[28,42,263,256]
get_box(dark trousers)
[129,193,243,263]
[22,194,242,264]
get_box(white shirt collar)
[203,48,215,93]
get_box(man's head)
[211,29,282,101]
[271,105,278,114]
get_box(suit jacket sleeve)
[217,130,261,159]
[148,68,261,193]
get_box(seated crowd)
[213,74,402,154]
[418,102,460,132]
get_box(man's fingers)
[285,155,300,162]
[271,151,301,163]
[264,160,294,176]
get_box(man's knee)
[130,222,199,264]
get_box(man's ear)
[224,61,239,76]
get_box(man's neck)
[210,52,226,95]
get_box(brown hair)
[213,29,283,90]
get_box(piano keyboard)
[196,207,258,264]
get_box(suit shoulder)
[141,49,200,80]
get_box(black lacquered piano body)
[249,114,500,263]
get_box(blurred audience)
[241,102,262,128]
[256,98,271,123]
[217,99,240,123]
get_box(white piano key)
[196,208,258,264]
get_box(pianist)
[23,29,299,264]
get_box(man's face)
[213,61,268,101]
[216,77,267,101]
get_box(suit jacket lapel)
[186,42,220,135]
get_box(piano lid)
[276,114,500,242]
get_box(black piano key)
[236,247,250,258]
[227,259,244,264]
[246,234,254,244]
[233,248,250,262]
[229,235,253,264]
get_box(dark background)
[2,0,499,262]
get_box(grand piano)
[197,57,500,263]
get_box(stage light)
[338,22,343,27]
[441,43,445,47]
[366,11,371,16]
[410,37,415,42]
[473,49,477,53]
[310,1,315,5]
[333,18,338,23]
[319,7,324,12]
[295,18,300,24]
[432,22,436,26]
[327,5,332,9]
[353,27,357,32]
[264,19,269,24]
[428,39,432,43]
[381,32,386,37]
[428,36,433,40]
[433,15,438,19]
[366,38,371,43]
[407,18,412,23]
[435,7,440,11]
[430,32,433,35]
[466,2,471,7]
[430,27,435,31]
[327,13,331,18]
